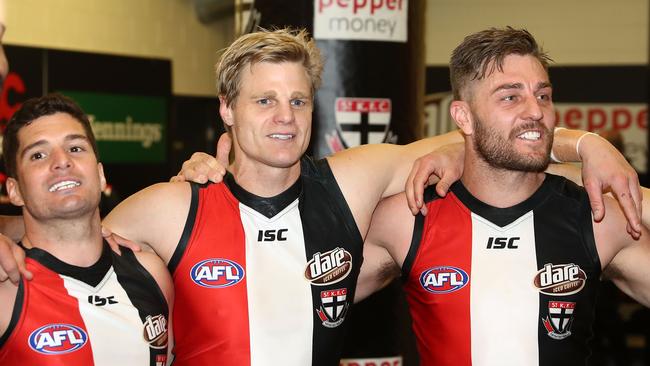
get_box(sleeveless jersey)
[0,243,169,366]
[402,174,601,366]
[169,157,364,366]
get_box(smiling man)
[354,27,650,366]
[0,94,172,365]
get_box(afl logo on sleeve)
[28,324,88,355]
[190,258,245,288]
[533,263,587,296]
[305,247,352,286]
[419,266,469,294]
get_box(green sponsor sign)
[60,91,166,163]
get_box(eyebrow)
[20,134,90,159]
[292,92,311,99]
[250,91,277,99]
[491,81,553,95]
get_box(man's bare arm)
[595,197,650,307]
[327,131,464,235]
[103,182,192,264]
[355,193,416,303]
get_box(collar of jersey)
[224,170,302,219]
[23,241,112,287]
[450,174,554,227]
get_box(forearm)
[328,130,463,200]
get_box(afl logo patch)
[190,258,245,288]
[305,247,352,286]
[533,263,587,296]
[420,266,469,294]
[28,324,88,355]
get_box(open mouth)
[269,133,295,141]
[49,180,80,192]
[517,130,541,141]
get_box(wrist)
[576,132,600,160]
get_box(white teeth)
[518,131,541,140]
[49,181,80,192]
[269,134,293,140]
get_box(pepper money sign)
[314,0,408,42]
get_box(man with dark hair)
[0,94,173,365]
[350,27,650,365]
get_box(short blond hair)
[216,28,324,107]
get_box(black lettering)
[88,295,117,306]
[257,229,289,242]
[507,237,520,249]
[487,237,520,249]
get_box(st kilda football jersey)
[402,174,600,366]
[169,157,363,366]
[0,243,169,366]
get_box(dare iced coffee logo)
[314,0,408,42]
[305,247,353,286]
[533,263,587,296]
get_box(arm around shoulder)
[103,182,192,264]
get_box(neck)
[461,149,545,208]
[230,157,302,197]
[22,210,104,267]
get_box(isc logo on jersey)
[28,324,88,355]
[190,258,245,288]
[420,266,469,294]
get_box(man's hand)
[170,133,231,183]
[102,226,141,255]
[578,132,642,238]
[406,143,465,215]
[0,233,31,284]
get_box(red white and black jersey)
[403,174,600,366]
[0,243,169,366]
[169,157,363,366]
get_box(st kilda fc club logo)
[542,301,576,340]
[315,288,350,328]
[327,97,392,152]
